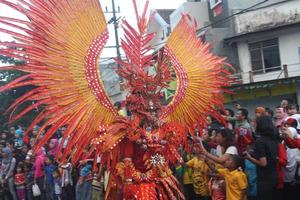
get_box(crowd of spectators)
[0,126,104,200]
[176,98,300,200]
[1,98,300,200]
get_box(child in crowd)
[24,163,34,200]
[15,164,26,200]
[53,169,62,200]
[185,145,210,200]
[92,173,104,200]
[15,128,24,148]
[181,137,195,199]
[59,162,74,200]
[209,174,226,200]
[76,161,93,200]
[45,155,57,200]
[206,154,248,200]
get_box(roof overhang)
[224,21,300,45]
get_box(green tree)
[0,55,37,131]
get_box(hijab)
[34,147,46,166]
[48,138,59,156]
[2,147,13,164]
[35,148,46,160]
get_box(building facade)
[224,0,300,115]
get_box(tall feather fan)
[0,0,117,163]
[161,15,233,129]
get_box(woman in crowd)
[48,139,59,157]
[34,148,46,200]
[244,115,279,200]
[0,147,18,200]
[200,128,238,164]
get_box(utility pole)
[104,0,121,61]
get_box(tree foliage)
[0,56,37,131]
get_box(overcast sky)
[0,0,186,60]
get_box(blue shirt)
[80,164,92,177]
[45,164,57,184]
[245,159,257,196]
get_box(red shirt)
[235,127,252,154]
[15,173,25,185]
[276,143,287,189]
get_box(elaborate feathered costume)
[0,0,232,199]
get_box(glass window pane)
[249,42,260,50]
[262,38,278,47]
[250,49,263,74]
[263,45,281,72]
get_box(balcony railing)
[229,63,300,85]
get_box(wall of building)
[236,42,251,81]
[147,15,168,49]
[279,29,300,69]
[205,0,284,29]
[100,62,126,103]
[228,0,283,11]
[170,2,210,30]
[205,27,240,68]
[234,0,300,34]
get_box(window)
[249,38,281,74]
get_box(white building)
[226,0,300,84]
[100,61,126,103]
[170,1,210,30]
[223,0,300,114]
[148,9,174,49]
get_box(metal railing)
[228,63,300,85]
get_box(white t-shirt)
[225,146,238,155]
[216,145,238,157]
[284,147,300,182]
[216,145,223,157]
